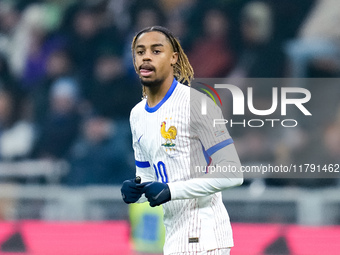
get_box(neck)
[144,75,174,108]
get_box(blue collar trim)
[145,78,178,113]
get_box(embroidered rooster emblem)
[161,121,177,147]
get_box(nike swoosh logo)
[152,188,166,200]
[138,135,143,143]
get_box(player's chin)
[140,77,162,87]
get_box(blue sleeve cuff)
[135,160,151,168]
[206,138,234,157]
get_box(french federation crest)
[160,121,177,150]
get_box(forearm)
[168,145,243,200]
[168,177,243,200]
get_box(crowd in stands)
[0,0,339,187]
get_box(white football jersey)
[130,78,235,254]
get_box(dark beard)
[140,77,164,88]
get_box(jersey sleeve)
[168,144,243,200]
[190,92,233,157]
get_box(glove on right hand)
[121,178,143,204]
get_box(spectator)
[222,1,285,119]
[187,8,235,77]
[65,117,134,186]
[10,3,65,91]
[0,89,35,161]
[323,113,340,164]
[0,2,20,60]
[285,0,340,80]
[158,0,196,14]
[223,2,285,181]
[123,2,165,77]
[82,51,140,120]
[166,14,191,52]
[65,5,106,78]
[31,49,75,124]
[0,53,18,94]
[228,1,285,80]
[322,119,340,186]
[32,77,81,159]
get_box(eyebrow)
[135,43,164,48]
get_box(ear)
[171,52,178,66]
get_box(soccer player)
[121,26,243,255]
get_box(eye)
[153,50,161,54]
[136,50,144,55]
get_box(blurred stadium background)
[0,0,339,254]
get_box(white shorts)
[170,248,231,255]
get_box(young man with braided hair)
[121,26,243,255]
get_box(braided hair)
[131,26,194,93]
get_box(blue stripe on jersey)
[135,160,150,168]
[206,138,234,157]
[145,78,178,113]
[201,143,212,166]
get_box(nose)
[143,50,152,61]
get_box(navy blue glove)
[121,177,143,204]
[137,182,171,207]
